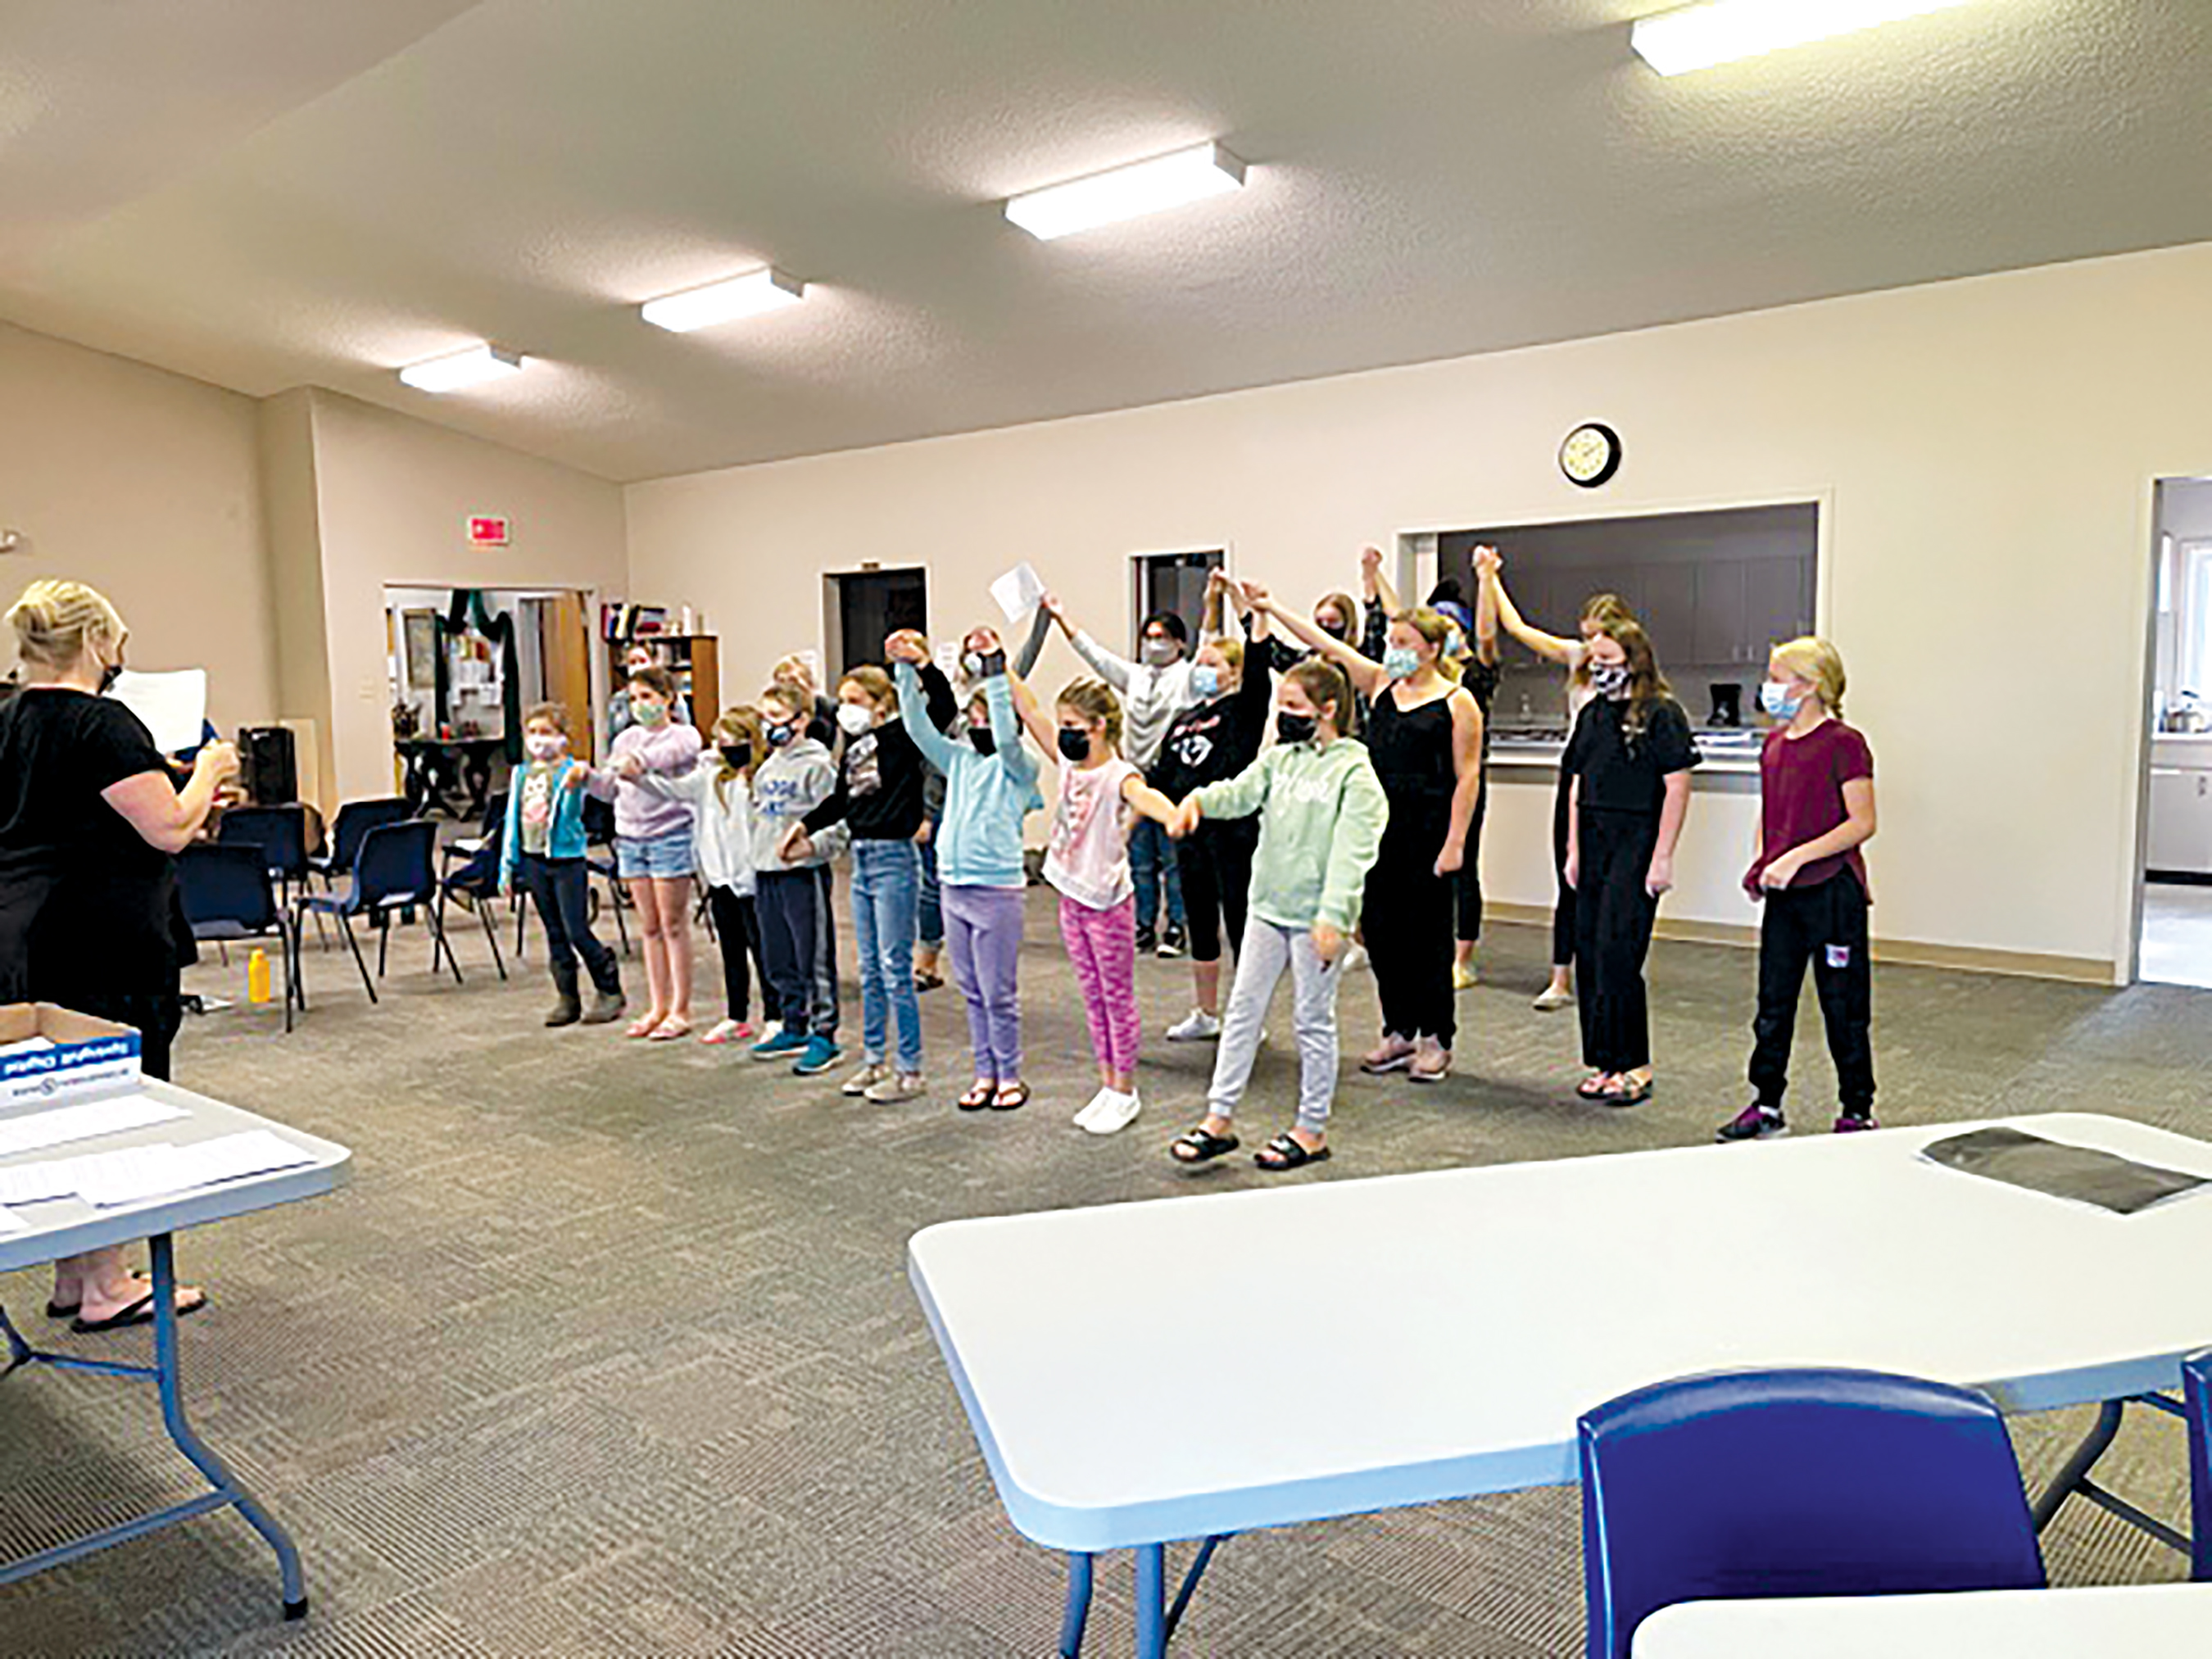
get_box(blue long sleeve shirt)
[896,663,1040,888]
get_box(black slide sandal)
[1171,1128,1240,1165]
[956,1081,995,1113]
[72,1290,207,1335]
[1255,1132,1330,1172]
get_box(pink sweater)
[592,721,703,841]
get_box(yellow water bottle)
[247,947,271,1004]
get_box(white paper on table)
[989,561,1046,625]
[0,1203,26,1235]
[0,1095,185,1158]
[75,1130,316,1208]
[0,1155,92,1205]
[108,668,209,755]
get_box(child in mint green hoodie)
[1167,659,1387,1172]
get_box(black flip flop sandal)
[1601,1077,1654,1108]
[1171,1127,1240,1165]
[990,1082,1031,1112]
[48,1271,153,1319]
[1575,1073,1615,1099]
[1255,1131,1330,1172]
[957,1081,995,1113]
[72,1290,207,1335]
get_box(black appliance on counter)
[1709,683,1743,728]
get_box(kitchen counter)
[1489,726,1764,782]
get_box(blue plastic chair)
[217,804,311,909]
[177,843,304,1032]
[2186,1348,2212,1581]
[435,820,509,981]
[296,819,460,1003]
[1578,1367,2046,1659]
[309,796,411,886]
[581,793,632,959]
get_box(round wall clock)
[1559,422,1623,488]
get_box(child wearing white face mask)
[1717,637,1879,1142]
[501,702,625,1027]
[781,643,957,1103]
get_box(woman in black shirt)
[1154,581,1276,1038]
[1562,617,1698,1106]
[0,580,238,1330]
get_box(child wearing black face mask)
[893,628,1044,1112]
[628,705,771,1045]
[1011,670,1181,1134]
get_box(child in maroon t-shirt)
[1717,637,1879,1142]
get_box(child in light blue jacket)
[892,628,1041,1112]
[501,702,623,1027]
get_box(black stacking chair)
[435,822,509,981]
[177,843,303,1032]
[297,820,460,1004]
[218,805,311,909]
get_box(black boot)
[545,966,583,1027]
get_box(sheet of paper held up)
[109,667,209,755]
[0,1095,185,1158]
[989,561,1046,624]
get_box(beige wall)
[0,320,276,729]
[628,241,2212,981]
[301,390,628,805]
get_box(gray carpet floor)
[2,884,2205,1657]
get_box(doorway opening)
[2136,478,2212,987]
[1131,549,1224,654]
[825,566,929,682]
[383,585,595,819]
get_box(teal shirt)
[1195,737,1389,931]
[898,664,1040,888]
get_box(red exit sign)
[467,515,510,546]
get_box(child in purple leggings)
[889,628,1044,1113]
[1012,669,1179,1135]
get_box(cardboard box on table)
[0,1004,143,1108]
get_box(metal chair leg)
[424,901,464,985]
[339,914,376,1004]
[476,895,507,981]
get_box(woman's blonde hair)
[7,580,125,673]
[838,664,895,710]
[711,705,765,802]
[1198,637,1244,674]
[759,682,805,723]
[1771,636,1846,714]
[1056,678,1123,749]
[1392,606,1463,683]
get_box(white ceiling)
[2,0,2209,483]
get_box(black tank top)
[1365,687,1457,805]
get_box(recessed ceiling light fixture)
[397,344,525,392]
[1630,0,1976,76]
[1004,141,1247,241]
[641,266,806,333]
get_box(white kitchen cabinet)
[2148,766,2212,873]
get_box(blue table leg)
[1058,1551,1094,1657]
[1135,1543,1167,1659]
[147,1235,310,1619]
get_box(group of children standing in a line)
[496,545,1879,1167]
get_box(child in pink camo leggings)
[1011,670,1179,1136]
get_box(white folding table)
[1631,1580,2212,1656]
[908,1113,2212,1657]
[0,1078,351,1620]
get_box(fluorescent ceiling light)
[1631,0,1976,76]
[1004,141,1246,241]
[641,266,805,333]
[397,344,524,392]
